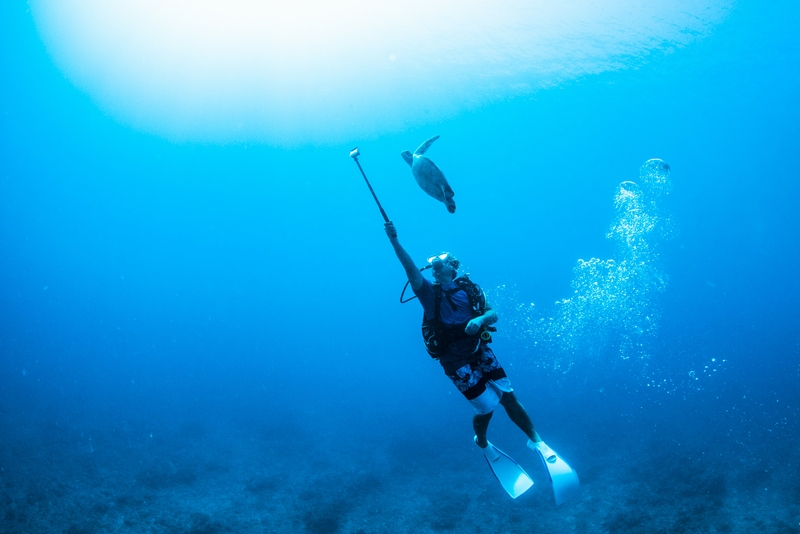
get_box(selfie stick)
[350,147,389,223]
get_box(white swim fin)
[476,438,533,499]
[528,440,580,505]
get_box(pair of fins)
[478,438,580,504]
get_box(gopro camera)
[349,147,360,159]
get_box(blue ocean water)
[1,1,799,533]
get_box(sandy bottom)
[1,409,799,534]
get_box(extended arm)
[384,222,423,292]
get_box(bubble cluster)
[491,159,673,363]
[687,357,727,388]
[638,158,672,198]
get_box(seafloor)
[1,399,798,534]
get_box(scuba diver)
[383,221,558,470]
[349,142,578,501]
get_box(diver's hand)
[384,221,398,239]
[465,317,484,335]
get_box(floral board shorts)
[444,347,512,415]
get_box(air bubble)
[489,159,674,363]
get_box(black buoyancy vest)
[421,276,495,358]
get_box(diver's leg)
[498,391,540,442]
[473,411,494,448]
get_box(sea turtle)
[401,135,456,213]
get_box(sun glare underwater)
[31,0,735,144]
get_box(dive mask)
[427,252,460,270]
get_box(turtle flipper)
[442,184,456,213]
[414,135,440,155]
